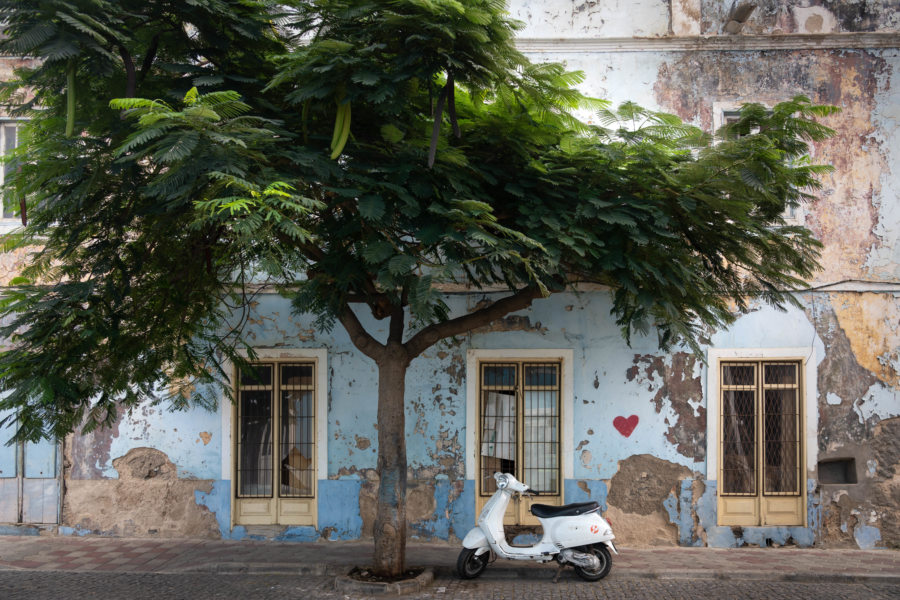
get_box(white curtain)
[481,391,515,460]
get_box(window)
[718,360,805,526]
[234,360,319,525]
[477,360,562,525]
[721,110,800,224]
[0,120,23,221]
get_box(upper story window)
[721,109,800,225]
[0,120,23,225]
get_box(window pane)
[282,364,313,387]
[0,408,17,478]
[764,389,799,494]
[524,365,557,387]
[722,364,754,386]
[721,389,756,494]
[480,390,516,494]
[24,438,56,478]
[523,387,559,495]
[238,389,272,497]
[280,390,314,497]
[240,364,272,386]
[482,365,515,387]
[764,363,797,386]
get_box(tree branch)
[388,302,404,344]
[117,44,137,98]
[404,287,544,358]
[138,35,160,88]
[427,80,450,168]
[338,303,384,361]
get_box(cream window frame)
[477,360,562,497]
[466,349,573,525]
[221,348,328,528]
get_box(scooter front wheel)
[456,547,489,579]
[573,544,612,581]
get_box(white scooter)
[457,472,617,581]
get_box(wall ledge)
[516,32,900,53]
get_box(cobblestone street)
[2,537,898,598]
[2,571,898,600]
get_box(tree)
[0,0,835,576]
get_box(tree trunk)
[372,343,408,576]
[337,290,543,577]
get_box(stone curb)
[171,562,345,576]
[630,569,900,584]
[171,562,900,585]
[429,565,900,585]
[333,568,434,596]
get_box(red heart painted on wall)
[613,415,639,437]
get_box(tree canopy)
[0,0,835,575]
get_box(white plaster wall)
[507,0,671,39]
[522,50,671,114]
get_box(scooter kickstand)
[552,562,566,583]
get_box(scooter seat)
[530,501,600,519]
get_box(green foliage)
[0,0,835,442]
[0,1,289,441]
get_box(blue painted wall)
[50,289,895,549]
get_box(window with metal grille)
[479,361,560,496]
[720,361,801,497]
[237,362,316,499]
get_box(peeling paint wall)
[697,0,900,35]
[1,4,898,550]
[62,447,219,538]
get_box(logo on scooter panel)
[590,525,599,534]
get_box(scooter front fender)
[461,526,489,550]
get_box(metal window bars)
[720,361,800,497]
[479,361,560,496]
[279,364,315,498]
[237,362,316,499]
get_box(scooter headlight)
[495,473,509,490]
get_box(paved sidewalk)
[0,536,898,584]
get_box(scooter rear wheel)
[456,547,489,579]
[573,544,612,581]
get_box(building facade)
[1,1,898,549]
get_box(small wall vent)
[818,458,857,485]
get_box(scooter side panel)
[461,526,489,549]
[544,513,615,548]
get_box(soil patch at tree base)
[334,566,433,595]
